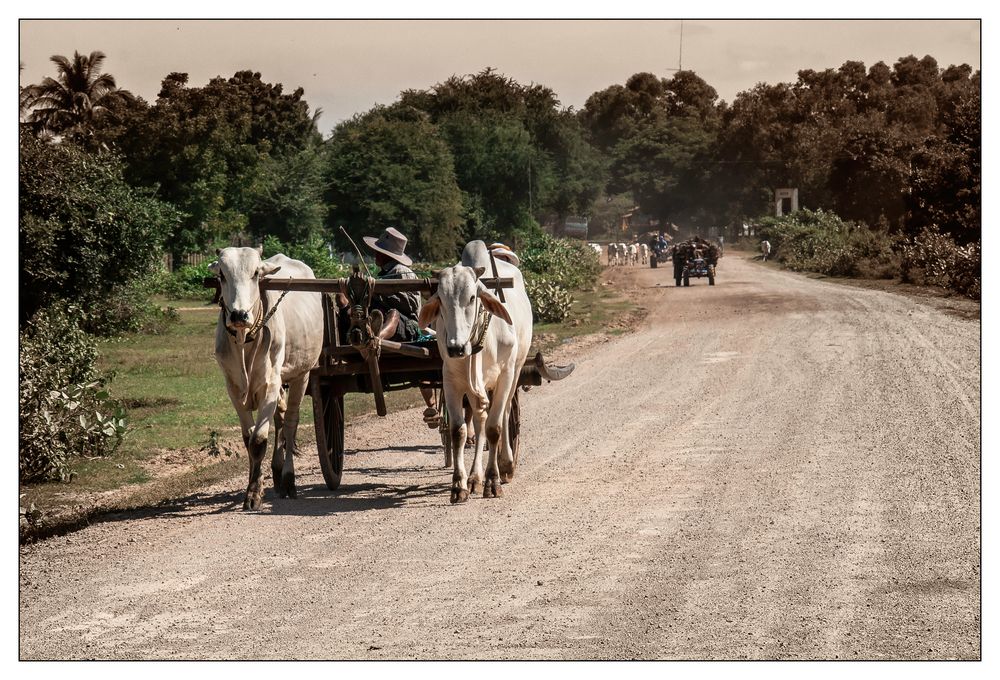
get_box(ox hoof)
[483,475,503,499]
[498,459,515,483]
[467,477,482,495]
[242,495,263,511]
[450,487,470,504]
[280,472,297,499]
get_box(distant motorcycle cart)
[654,238,721,286]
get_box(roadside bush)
[758,209,900,278]
[157,261,217,300]
[19,304,127,483]
[520,232,602,291]
[901,227,981,299]
[19,134,181,335]
[86,276,181,335]
[524,275,574,323]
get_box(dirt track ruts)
[19,254,980,660]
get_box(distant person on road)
[761,240,772,262]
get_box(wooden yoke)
[202,274,516,418]
[255,276,515,295]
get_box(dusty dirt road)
[20,254,980,660]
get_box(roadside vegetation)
[756,209,980,300]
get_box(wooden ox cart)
[206,267,574,491]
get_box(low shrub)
[262,235,352,279]
[157,261,217,300]
[758,209,900,278]
[85,277,180,335]
[519,232,602,291]
[19,304,127,483]
[524,275,574,323]
[901,227,981,299]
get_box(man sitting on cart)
[335,227,439,422]
[343,226,422,343]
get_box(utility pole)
[679,19,684,71]
[666,19,684,74]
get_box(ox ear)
[418,294,441,329]
[208,260,220,273]
[259,262,282,277]
[215,248,222,256]
[255,244,264,256]
[472,266,486,279]
[478,287,512,325]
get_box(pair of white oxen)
[209,241,530,510]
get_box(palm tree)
[23,50,134,140]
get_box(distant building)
[774,188,799,216]
[620,208,681,237]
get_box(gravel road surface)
[20,254,980,660]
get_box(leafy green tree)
[610,113,717,226]
[905,83,980,244]
[710,55,980,239]
[436,110,543,237]
[19,134,180,333]
[118,70,324,258]
[583,70,722,226]
[324,106,465,262]
[401,68,605,238]
[829,113,914,227]
[21,50,135,146]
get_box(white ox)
[628,243,638,265]
[419,241,533,503]
[640,243,649,264]
[209,247,323,510]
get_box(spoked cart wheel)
[311,377,344,490]
[508,390,521,472]
[437,387,452,468]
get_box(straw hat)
[363,227,412,266]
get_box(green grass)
[531,284,638,352]
[98,304,253,453]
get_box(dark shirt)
[374,261,420,320]
[373,261,422,341]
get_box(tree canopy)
[19,133,180,332]
[19,51,979,283]
[324,106,466,262]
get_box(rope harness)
[469,297,492,355]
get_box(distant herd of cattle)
[588,242,648,266]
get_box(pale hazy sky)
[19,19,981,135]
